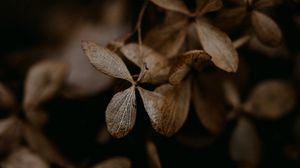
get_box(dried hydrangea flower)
[216,0,283,47]
[145,0,239,72]
[82,41,170,138]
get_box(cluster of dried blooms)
[0,0,300,167]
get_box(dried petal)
[229,117,261,167]
[23,60,68,127]
[215,7,247,31]
[253,0,281,9]
[251,10,282,47]
[81,40,133,83]
[0,83,15,109]
[121,44,170,84]
[146,141,162,168]
[247,36,289,58]
[23,60,67,110]
[195,0,223,16]
[244,80,296,119]
[223,80,241,108]
[192,79,226,134]
[0,117,22,154]
[106,86,136,138]
[97,125,111,145]
[137,87,164,133]
[1,148,49,168]
[92,157,131,168]
[195,19,239,72]
[144,19,188,58]
[24,124,72,167]
[149,79,191,136]
[169,50,211,85]
[150,0,191,15]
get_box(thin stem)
[233,35,251,49]
[136,0,149,48]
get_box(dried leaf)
[81,40,133,83]
[251,10,282,47]
[244,80,296,119]
[0,83,15,109]
[24,124,72,168]
[169,50,211,85]
[229,117,261,167]
[149,79,191,136]
[195,19,239,72]
[106,86,136,138]
[192,80,226,134]
[92,157,131,168]
[195,0,223,16]
[120,43,170,84]
[1,148,49,168]
[150,0,191,15]
[146,141,162,168]
[144,19,188,58]
[23,60,67,110]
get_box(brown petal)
[0,83,15,109]
[229,117,261,167]
[146,141,162,168]
[253,0,282,9]
[159,80,191,136]
[24,60,67,109]
[247,36,289,58]
[223,80,241,108]
[105,86,136,138]
[192,80,226,135]
[139,80,191,136]
[0,117,22,154]
[244,80,296,119]
[195,19,239,72]
[137,87,164,133]
[144,19,188,58]
[251,10,282,47]
[121,43,170,84]
[23,60,68,127]
[169,50,211,85]
[195,0,223,16]
[150,0,191,15]
[92,157,131,168]
[214,7,247,31]
[97,125,111,145]
[81,40,133,83]
[24,124,72,168]
[2,148,49,168]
